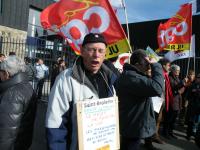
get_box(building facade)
[0,0,54,38]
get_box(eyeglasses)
[83,47,106,54]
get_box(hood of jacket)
[0,72,29,94]
[123,63,148,77]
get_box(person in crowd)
[185,73,200,140]
[24,57,36,85]
[0,53,5,63]
[0,56,37,150]
[159,58,174,139]
[50,58,66,89]
[179,70,195,126]
[168,64,187,138]
[35,58,49,99]
[144,60,166,145]
[46,33,118,150]
[116,49,164,150]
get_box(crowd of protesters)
[0,33,200,150]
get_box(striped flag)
[164,35,195,62]
[191,0,200,14]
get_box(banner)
[157,3,192,51]
[40,0,130,58]
[164,35,195,62]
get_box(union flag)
[40,0,131,58]
[157,3,192,51]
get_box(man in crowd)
[24,57,36,86]
[116,49,164,150]
[0,53,5,63]
[46,33,118,150]
[35,58,49,99]
[159,58,174,139]
[168,64,186,138]
[0,55,37,150]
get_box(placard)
[152,96,164,113]
[76,97,120,150]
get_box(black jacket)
[25,63,36,81]
[0,72,37,150]
[116,63,164,138]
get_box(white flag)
[191,0,200,14]
[164,35,195,62]
[109,0,123,9]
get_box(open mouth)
[91,60,99,66]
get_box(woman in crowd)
[0,56,37,150]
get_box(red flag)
[40,0,130,58]
[157,3,192,51]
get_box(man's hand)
[145,56,158,64]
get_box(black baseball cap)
[82,33,107,47]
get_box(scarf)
[163,70,174,111]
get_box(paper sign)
[151,96,164,113]
[77,97,120,150]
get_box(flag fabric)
[40,0,130,58]
[145,46,161,62]
[109,0,123,9]
[157,3,192,51]
[197,0,200,12]
[164,35,195,62]
[114,53,131,72]
[191,0,200,14]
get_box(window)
[0,0,2,13]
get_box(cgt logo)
[60,6,110,50]
[158,21,188,48]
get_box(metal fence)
[0,36,77,101]
[1,36,200,100]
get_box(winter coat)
[46,57,117,150]
[169,73,184,111]
[25,63,36,81]
[187,82,200,117]
[116,63,164,138]
[0,72,37,150]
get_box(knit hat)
[82,33,107,46]
[130,49,148,65]
[170,64,180,72]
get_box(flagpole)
[193,35,196,74]
[194,51,196,74]
[122,0,132,53]
[186,51,191,76]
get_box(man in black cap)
[116,49,164,150]
[46,33,118,150]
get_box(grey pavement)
[30,101,200,150]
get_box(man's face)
[173,69,180,77]
[0,55,5,62]
[163,63,171,72]
[188,73,195,81]
[38,59,43,64]
[81,42,106,74]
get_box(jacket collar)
[71,57,114,95]
[0,72,28,93]
[123,63,146,76]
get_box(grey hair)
[170,64,180,72]
[0,55,26,77]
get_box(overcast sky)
[117,0,193,23]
